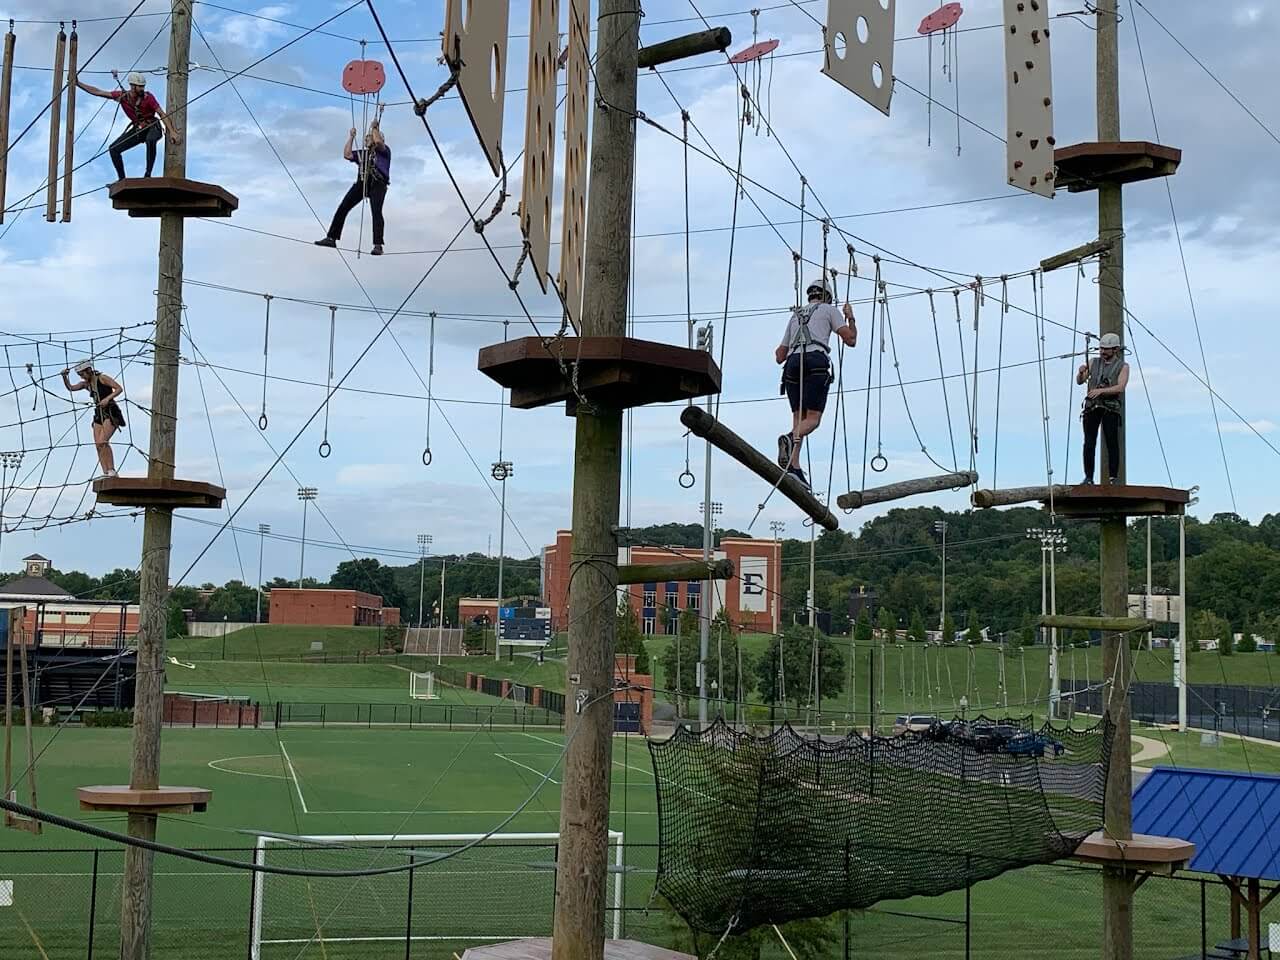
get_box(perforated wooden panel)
[443,0,511,178]
[1003,0,1056,198]
[558,0,591,330]
[821,0,896,116]
[519,0,560,292]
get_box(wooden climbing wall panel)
[443,0,511,178]
[821,0,896,116]
[520,0,560,293]
[559,0,591,329]
[1003,0,1056,198]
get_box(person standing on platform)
[314,114,391,256]
[775,279,857,488]
[62,360,125,479]
[76,71,180,179]
[1077,332,1129,485]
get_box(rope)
[952,290,974,476]
[318,305,336,458]
[1033,272,1055,514]
[928,291,959,470]
[680,109,695,489]
[258,294,271,430]
[422,311,435,466]
[712,85,749,419]
[992,276,1007,489]
[882,285,952,474]
[1062,264,1082,484]
[969,277,983,472]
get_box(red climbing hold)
[342,59,386,95]
[918,3,963,35]
[729,39,779,64]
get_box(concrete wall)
[185,621,258,637]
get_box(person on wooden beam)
[1076,332,1129,485]
[775,278,857,487]
[75,71,180,180]
[314,113,390,256]
[61,360,125,479]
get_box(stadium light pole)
[255,523,270,623]
[437,555,447,666]
[933,520,948,637]
[296,487,317,589]
[1027,528,1068,716]
[417,534,431,631]
[769,520,785,634]
[698,498,723,727]
[492,460,513,662]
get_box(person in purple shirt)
[315,118,390,255]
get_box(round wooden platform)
[1053,141,1181,193]
[1045,483,1190,519]
[92,476,225,510]
[477,337,721,412]
[1074,831,1195,875]
[461,940,694,960]
[77,785,212,815]
[108,177,238,218]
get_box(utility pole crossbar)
[617,559,733,585]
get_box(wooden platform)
[477,337,721,412]
[1074,831,1195,876]
[92,476,226,509]
[77,785,212,815]
[1053,141,1181,192]
[972,483,1190,518]
[462,940,694,960]
[108,177,239,218]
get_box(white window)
[642,617,656,636]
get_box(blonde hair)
[366,126,385,147]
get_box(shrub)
[84,709,133,728]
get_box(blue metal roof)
[1133,767,1280,880]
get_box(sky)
[0,0,1276,590]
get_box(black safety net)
[648,716,1114,937]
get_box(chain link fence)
[1073,680,1280,741]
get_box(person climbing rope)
[1076,332,1129,485]
[61,360,125,479]
[775,278,857,488]
[314,115,390,256]
[75,71,180,180]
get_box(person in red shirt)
[76,71,181,179]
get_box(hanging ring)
[422,448,433,467]
[871,454,889,473]
[678,469,696,489]
[258,414,268,431]
[318,441,332,459]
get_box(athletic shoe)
[313,237,337,248]
[777,433,792,468]
[787,467,809,489]
[371,244,384,256]
[1082,476,1094,486]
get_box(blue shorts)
[782,351,831,414]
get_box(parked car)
[1005,731,1066,758]
[892,714,940,735]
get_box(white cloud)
[1220,419,1276,435]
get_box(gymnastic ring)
[422,448,433,467]
[678,469,696,489]
[258,414,268,431]
[318,441,332,459]
[870,453,889,473]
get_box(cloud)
[1220,419,1276,435]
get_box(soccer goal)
[249,831,625,959]
[409,671,439,700]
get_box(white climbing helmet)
[1098,333,1122,350]
[74,359,93,375]
[806,278,832,301]
[126,71,147,88]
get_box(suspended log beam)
[60,25,77,223]
[1038,615,1155,633]
[972,485,1071,509]
[637,27,731,69]
[680,406,839,532]
[45,25,65,222]
[837,471,977,511]
[1040,238,1113,273]
[618,558,733,586]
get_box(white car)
[892,714,939,735]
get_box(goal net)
[250,831,625,958]
[409,671,439,700]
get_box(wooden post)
[120,4,191,959]
[635,27,731,70]
[61,24,77,223]
[3,607,12,822]
[552,2,637,958]
[971,485,1072,509]
[0,24,15,225]
[1095,3,1133,959]
[46,24,66,222]
[1247,878,1260,960]
[617,558,733,585]
[14,612,37,832]
[837,471,977,510]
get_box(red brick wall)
[381,608,401,626]
[12,605,141,646]
[269,588,385,626]
[458,598,500,625]
[614,654,653,735]
[162,693,260,728]
[542,530,572,631]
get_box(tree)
[1192,609,1229,654]
[876,606,897,642]
[754,626,846,710]
[965,607,981,644]
[854,608,874,646]
[908,608,927,643]
[660,609,753,718]
[329,558,406,610]
[942,613,958,644]
[615,597,650,675]
[1237,631,1257,654]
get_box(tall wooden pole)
[1096,2,1134,959]
[0,25,17,225]
[120,4,190,959]
[60,25,77,223]
[552,2,638,957]
[45,25,65,222]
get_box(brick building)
[458,598,499,626]
[0,554,139,646]
[542,531,782,634]
[268,588,399,627]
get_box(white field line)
[207,755,288,780]
[278,741,309,814]
[493,753,560,785]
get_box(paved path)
[1131,734,1171,771]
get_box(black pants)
[1082,407,1121,482]
[327,177,387,246]
[109,122,162,179]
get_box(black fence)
[1,646,136,711]
[0,844,1261,960]
[272,700,565,730]
[1073,680,1280,741]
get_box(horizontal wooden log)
[1040,238,1114,273]
[971,485,1071,509]
[837,471,977,511]
[680,406,839,531]
[637,27,732,69]
[1038,615,1155,633]
[617,558,734,585]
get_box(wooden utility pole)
[120,4,191,958]
[551,2,638,958]
[1095,2,1134,959]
